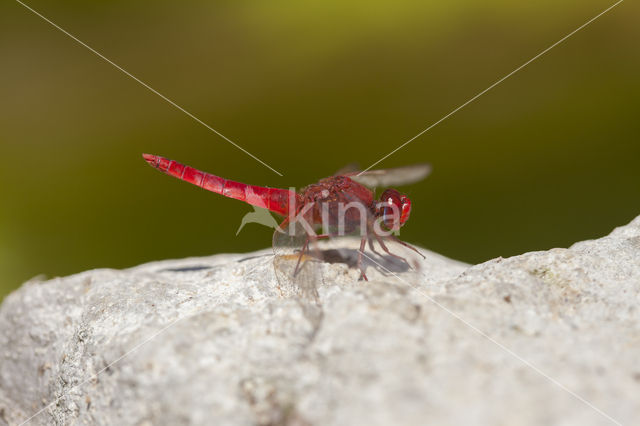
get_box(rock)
[1,218,640,426]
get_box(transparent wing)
[344,163,431,188]
[272,211,321,304]
[333,163,360,176]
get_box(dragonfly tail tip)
[142,153,159,167]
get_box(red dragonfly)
[142,154,430,287]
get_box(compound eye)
[379,189,404,230]
[398,195,411,226]
[378,190,412,230]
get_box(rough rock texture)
[2,217,640,426]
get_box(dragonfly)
[142,154,430,291]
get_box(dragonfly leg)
[357,236,368,281]
[390,235,426,259]
[293,237,310,277]
[293,234,330,277]
[367,235,383,257]
[375,234,410,265]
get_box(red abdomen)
[143,154,298,216]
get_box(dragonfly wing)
[333,162,361,176]
[346,163,431,188]
[272,212,321,304]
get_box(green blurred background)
[1,0,638,300]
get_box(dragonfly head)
[378,189,411,231]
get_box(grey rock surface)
[1,218,640,425]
